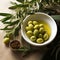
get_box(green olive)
[33,21,38,25]
[39,27,45,33]
[26,31,33,37]
[34,25,39,29]
[36,38,43,43]
[39,24,44,27]
[26,20,49,43]
[43,33,49,41]
[25,26,31,31]
[33,29,39,36]
[28,24,33,29]
[38,34,42,38]
[30,36,36,42]
[3,37,10,44]
[26,25,33,31]
[28,21,32,24]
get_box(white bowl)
[21,12,57,46]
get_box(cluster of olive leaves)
[0,0,60,39]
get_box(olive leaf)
[2,20,19,25]
[16,0,24,3]
[9,5,18,10]
[0,13,12,16]
[0,26,13,30]
[2,21,11,24]
[9,4,28,10]
[8,20,19,26]
[0,15,12,22]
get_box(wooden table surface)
[0,0,47,60]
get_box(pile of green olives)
[25,20,49,44]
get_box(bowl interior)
[21,13,57,46]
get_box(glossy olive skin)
[43,33,49,41]
[39,27,44,33]
[34,25,39,29]
[39,24,44,27]
[3,37,10,44]
[36,38,43,43]
[26,31,33,37]
[30,36,36,42]
[26,26,31,31]
[28,21,33,24]
[33,29,39,37]
[33,21,38,25]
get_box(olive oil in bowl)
[39,20,51,37]
[25,20,51,44]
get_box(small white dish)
[21,12,57,46]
